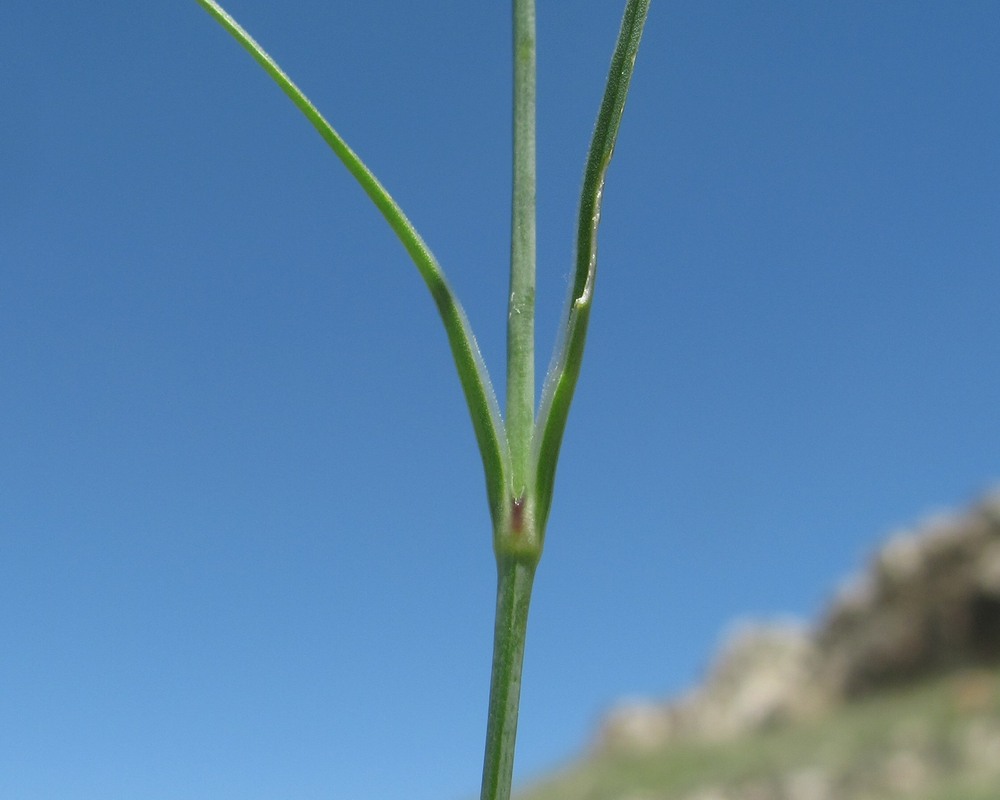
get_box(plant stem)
[480,554,537,800]
[507,0,537,495]
[483,4,538,795]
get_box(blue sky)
[2,2,999,799]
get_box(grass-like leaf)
[533,0,650,532]
[193,0,511,520]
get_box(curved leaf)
[194,0,511,519]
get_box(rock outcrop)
[818,493,1000,698]
[595,489,1000,753]
[597,622,825,752]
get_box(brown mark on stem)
[511,494,526,534]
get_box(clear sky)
[2,2,999,799]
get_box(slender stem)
[484,6,538,792]
[507,0,537,495]
[480,555,537,800]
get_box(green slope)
[517,666,1000,800]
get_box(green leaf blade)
[532,0,650,531]
[194,0,511,520]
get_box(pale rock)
[881,749,930,794]
[675,621,821,742]
[782,767,833,800]
[960,718,1000,774]
[597,700,674,752]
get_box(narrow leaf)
[533,0,650,530]
[193,0,511,519]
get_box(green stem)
[483,4,538,794]
[480,555,537,800]
[506,0,537,495]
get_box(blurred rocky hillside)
[520,489,1000,800]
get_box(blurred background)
[2,3,998,799]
